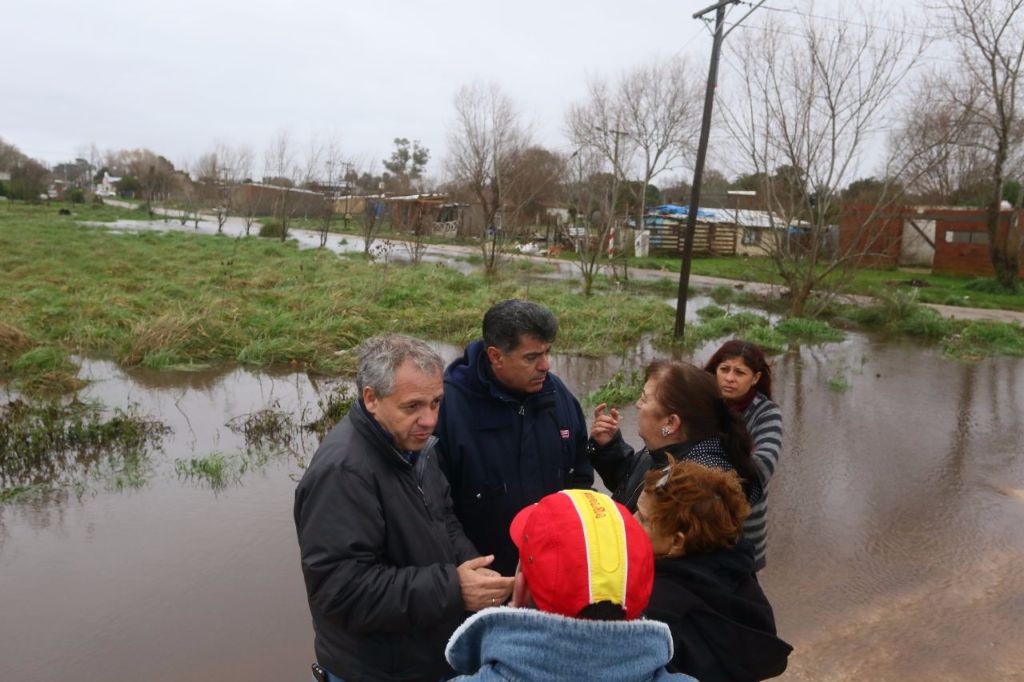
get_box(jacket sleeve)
[568,395,595,489]
[586,430,639,494]
[747,398,783,487]
[295,460,465,634]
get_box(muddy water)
[2,336,1023,681]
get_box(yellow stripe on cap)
[562,489,629,610]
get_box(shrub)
[68,188,85,204]
[895,308,954,338]
[258,219,286,239]
[697,304,727,320]
[775,317,844,343]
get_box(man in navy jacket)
[435,300,593,576]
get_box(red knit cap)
[509,489,654,620]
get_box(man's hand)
[590,403,621,447]
[457,555,515,611]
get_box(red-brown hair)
[642,460,750,555]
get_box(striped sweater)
[741,393,783,571]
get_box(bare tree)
[312,138,348,247]
[568,57,700,257]
[722,8,928,315]
[446,82,531,275]
[616,57,701,230]
[263,132,319,242]
[936,0,1024,290]
[562,145,621,295]
[103,148,178,214]
[892,73,989,203]
[195,143,245,233]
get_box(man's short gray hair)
[356,334,444,397]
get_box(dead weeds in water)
[0,398,169,501]
[303,385,356,442]
[226,400,296,450]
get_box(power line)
[721,18,962,66]
[747,2,943,42]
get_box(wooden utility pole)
[674,0,737,338]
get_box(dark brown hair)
[645,360,758,491]
[703,339,773,400]
[642,460,750,555]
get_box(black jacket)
[435,339,593,576]
[645,541,792,682]
[589,432,762,512]
[294,400,479,682]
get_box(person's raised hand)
[457,555,515,611]
[590,403,621,447]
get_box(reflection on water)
[2,336,1024,680]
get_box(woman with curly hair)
[704,339,782,571]
[637,460,791,682]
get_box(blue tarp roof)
[649,204,717,218]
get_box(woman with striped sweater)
[705,340,782,572]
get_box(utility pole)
[673,0,742,339]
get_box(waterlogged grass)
[227,400,296,450]
[174,445,279,490]
[828,374,852,391]
[2,202,1022,398]
[0,207,680,389]
[303,385,356,442]
[836,290,1024,360]
[942,321,1024,360]
[175,452,233,489]
[583,368,645,408]
[774,318,844,343]
[0,398,168,501]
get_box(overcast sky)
[5,0,915,181]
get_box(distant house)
[632,205,803,257]
[839,204,1024,276]
[96,172,121,197]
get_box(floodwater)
[2,334,1023,681]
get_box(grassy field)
[581,252,1024,311]
[0,203,681,393]
[2,202,1023,397]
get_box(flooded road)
[2,335,1023,680]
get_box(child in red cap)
[445,489,696,681]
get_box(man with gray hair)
[295,334,514,682]
[436,299,593,577]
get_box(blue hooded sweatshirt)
[446,607,697,681]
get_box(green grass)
[583,368,644,408]
[828,373,851,391]
[775,318,844,343]
[834,289,1024,360]
[175,452,233,489]
[0,204,682,390]
[547,245,1024,312]
[3,203,1022,397]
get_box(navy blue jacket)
[435,339,593,576]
